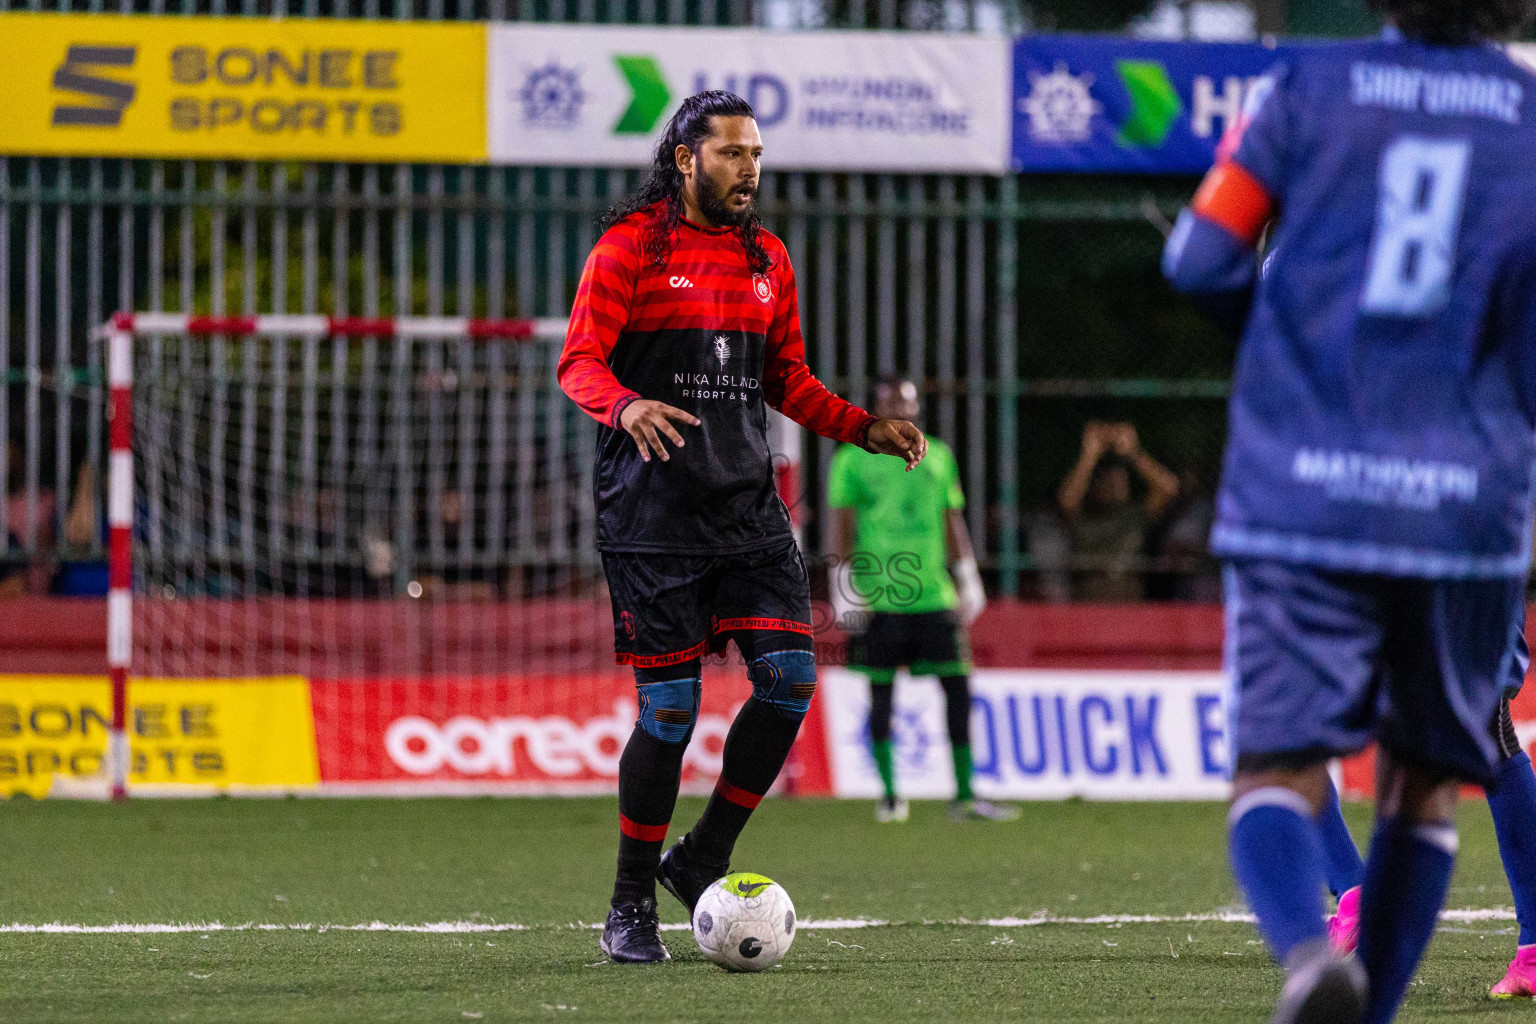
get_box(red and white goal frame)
[101,312,570,800]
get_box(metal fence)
[1,0,1226,600]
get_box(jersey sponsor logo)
[678,368,761,399]
[713,334,731,366]
[669,275,694,288]
[752,274,772,303]
[1290,448,1479,511]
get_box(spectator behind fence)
[55,460,108,596]
[2,438,57,596]
[1056,422,1178,603]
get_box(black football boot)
[656,834,729,914]
[600,898,670,963]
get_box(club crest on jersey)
[752,274,772,303]
[714,335,731,367]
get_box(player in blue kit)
[1163,1,1536,1021]
[1314,623,1536,1000]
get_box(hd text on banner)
[0,13,486,162]
[488,24,1011,173]
[1012,35,1302,174]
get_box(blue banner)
[1012,35,1302,174]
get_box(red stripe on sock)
[714,779,764,810]
[619,815,670,843]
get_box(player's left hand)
[866,419,927,470]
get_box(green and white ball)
[691,872,796,972]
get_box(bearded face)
[692,159,756,227]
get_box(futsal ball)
[691,872,797,972]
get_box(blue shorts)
[1224,559,1526,786]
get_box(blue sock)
[1229,787,1328,962]
[1489,752,1536,946]
[1318,776,1365,897]
[1358,817,1458,1024]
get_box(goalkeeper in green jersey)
[827,378,1019,823]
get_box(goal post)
[100,312,807,798]
[104,313,568,798]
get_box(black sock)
[869,682,894,744]
[613,726,688,907]
[689,697,802,867]
[940,675,971,746]
[941,675,974,801]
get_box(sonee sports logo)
[52,45,138,128]
[669,275,694,288]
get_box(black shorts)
[848,610,972,683]
[602,538,813,669]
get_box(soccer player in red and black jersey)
[559,91,927,963]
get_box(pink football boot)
[1491,946,1536,999]
[1326,886,1361,955]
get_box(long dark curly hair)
[1370,0,1535,41]
[602,91,774,276]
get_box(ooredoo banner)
[822,667,1231,800]
[0,13,486,162]
[309,674,834,796]
[488,24,1011,173]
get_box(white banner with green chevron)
[487,24,1011,173]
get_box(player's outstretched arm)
[865,419,927,470]
[619,399,700,463]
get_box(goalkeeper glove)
[953,557,986,626]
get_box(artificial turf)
[0,796,1527,1022]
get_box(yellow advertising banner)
[0,675,320,797]
[0,13,485,162]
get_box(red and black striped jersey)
[559,203,876,554]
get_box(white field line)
[0,908,1517,935]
